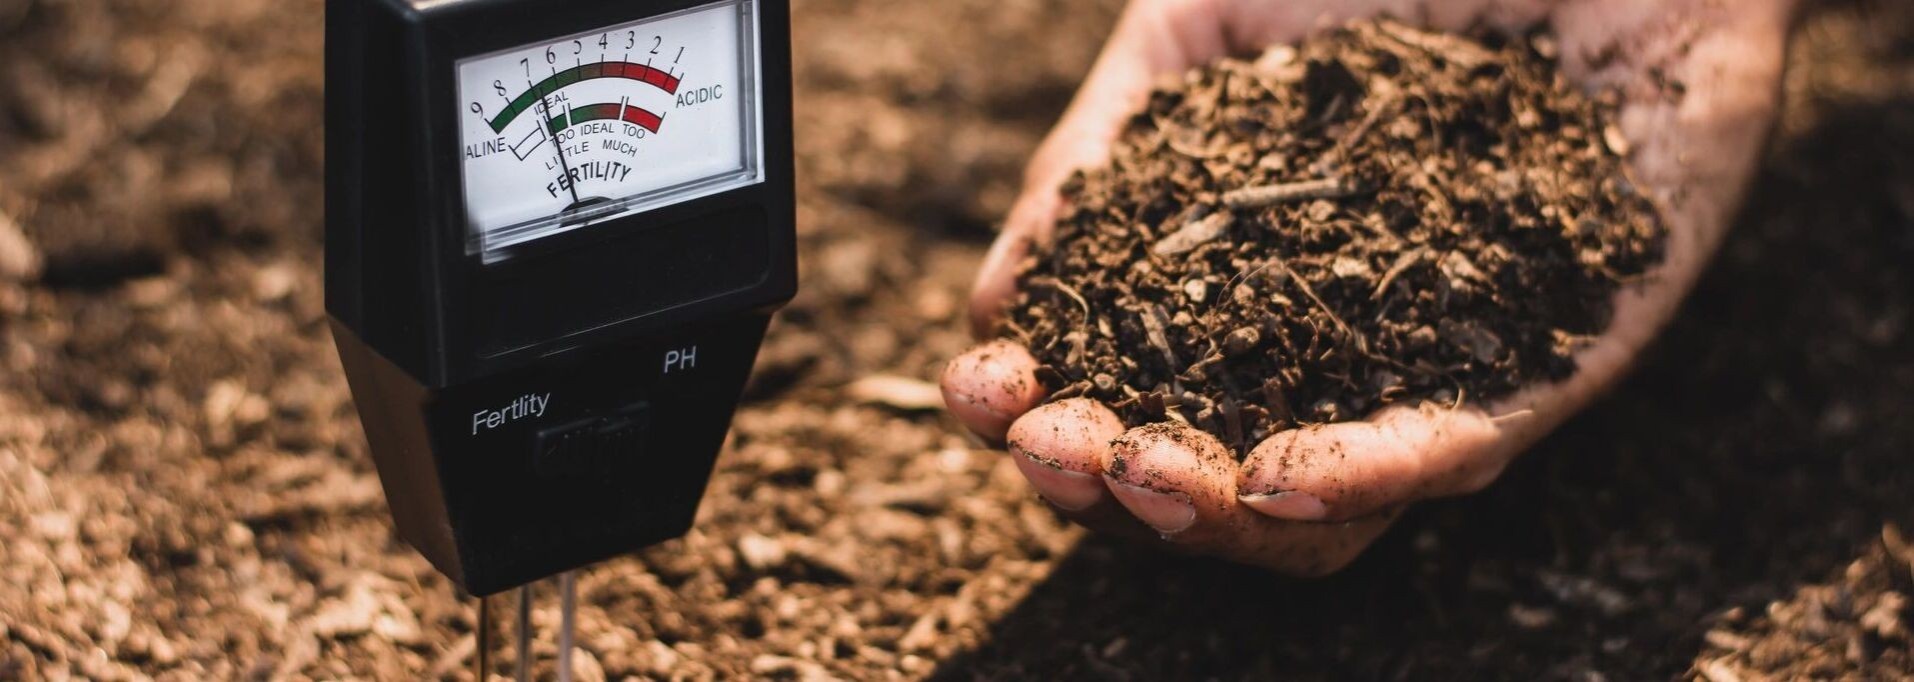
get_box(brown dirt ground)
[0,0,1910,679]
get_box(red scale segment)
[622,107,664,133]
[607,62,681,94]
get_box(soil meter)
[325,0,794,603]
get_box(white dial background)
[456,0,761,252]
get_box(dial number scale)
[457,0,762,255]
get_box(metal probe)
[515,587,533,680]
[477,597,493,680]
[558,572,577,682]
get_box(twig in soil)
[1372,247,1431,299]
[1000,318,1034,345]
[1316,93,1401,173]
[1052,380,1093,400]
[1139,303,1183,392]
[1211,259,1279,311]
[1224,176,1360,209]
[1153,212,1235,256]
[1221,398,1245,451]
[1261,377,1295,427]
[1181,350,1223,383]
[1313,93,1350,126]
[1372,19,1495,69]
[1266,254,1366,353]
[1027,276,1091,321]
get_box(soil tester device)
[326,0,793,672]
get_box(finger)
[1100,423,1229,539]
[1238,404,1510,522]
[969,0,1236,337]
[1100,421,1400,574]
[939,340,1047,442]
[1005,398,1124,512]
[1005,400,1166,543]
[968,190,1057,337]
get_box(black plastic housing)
[326,0,795,596]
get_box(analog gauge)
[456,0,762,256]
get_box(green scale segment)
[489,61,684,133]
[545,102,667,135]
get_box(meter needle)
[533,85,585,209]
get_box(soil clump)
[1008,20,1664,453]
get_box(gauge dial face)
[456,0,762,255]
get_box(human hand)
[942,0,1793,573]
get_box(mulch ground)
[0,0,1909,679]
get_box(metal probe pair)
[475,571,578,681]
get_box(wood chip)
[1222,177,1358,209]
[1152,211,1234,256]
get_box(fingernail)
[1239,490,1328,521]
[1011,452,1103,511]
[1106,478,1197,535]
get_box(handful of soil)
[1003,19,1664,455]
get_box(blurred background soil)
[0,0,1910,679]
